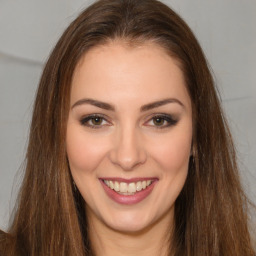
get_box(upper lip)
[99,177,158,183]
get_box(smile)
[103,179,153,195]
[100,178,158,205]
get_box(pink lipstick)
[99,177,158,205]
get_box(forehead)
[71,41,191,110]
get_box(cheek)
[149,126,192,173]
[66,125,108,174]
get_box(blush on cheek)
[152,136,191,170]
[66,131,90,173]
[66,129,109,175]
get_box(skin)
[66,41,193,256]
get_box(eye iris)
[153,117,164,126]
[92,117,102,125]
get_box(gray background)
[0,0,255,230]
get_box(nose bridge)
[109,123,146,170]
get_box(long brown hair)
[0,0,255,255]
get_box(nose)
[108,126,147,171]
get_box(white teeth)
[136,181,142,191]
[120,182,128,193]
[128,183,136,193]
[114,181,119,192]
[109,181,114,189]
[142,181,146,189]
[103,179,153,193]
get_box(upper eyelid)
[143,113,179,127]
[80,113,109,120]
[79,112,177,119]
[144,113,177,121]
[80,114,111,125]
[79,113,178,124]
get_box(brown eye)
[145,114,178,129]
[153,117,165,126]
[91,117,103,125]
[80,115,109,128]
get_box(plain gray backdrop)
[0,0,256,230]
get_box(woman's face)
[66,42,192,233]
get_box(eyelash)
[79,113,178,129]
[146,114,178,129]
[80,114,110,129]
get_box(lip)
[99,177,158,205]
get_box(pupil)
[154,117,164,126]
[92,117,102,125]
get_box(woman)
[0,0,255,255]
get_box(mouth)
[103,179,153,195]
[99,177,158,205]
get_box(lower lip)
[100,179,157,205]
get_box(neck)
[87,209,174,256]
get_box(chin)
[102,210,158,234]
[107,219,150,234]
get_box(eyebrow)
[71,98,115,111]
[140,98,184,111]
[71,98,184,111]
